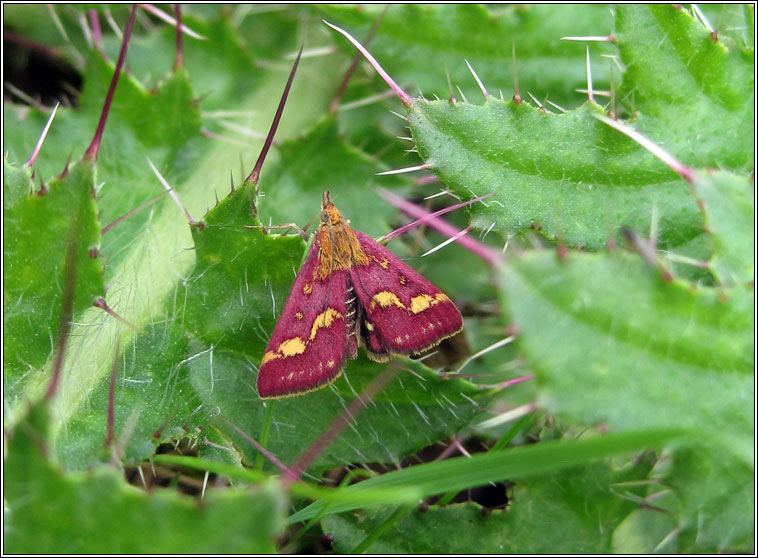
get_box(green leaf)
[498,250,754,551]
[322,4,617,109]
[614,5,754,170]
[691,170,754,287]
[4,402,285,554]
[409,99,702,250]
[324,456,657,553]
[4,158,105,406]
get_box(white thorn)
[592,113,695,182]
[465,59,489,98]
[147,158,198,224]
[376,163,429,176]
[27,102,60,167]
[421,227,470,257]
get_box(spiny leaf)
[691,170,754,287]
[321,4,617,108]
[4,401,285,554]
[3,158,105,406]
[498,250,754,551]
[409,99,703,250]
[614,4,754,171]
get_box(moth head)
[320,191,344,227]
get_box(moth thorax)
[316,226,368,279]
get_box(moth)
[257,192,463,399]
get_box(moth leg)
[244,222,309,240]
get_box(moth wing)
[350,231,463,360]
[257,238,352,398]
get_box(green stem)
[255,400,275,471]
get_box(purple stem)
[283,366,399,487]
[381,192,494,242]
[84,5,137,161]
[378,189,501,267]
[246,45,303,185]
[221,417,299,482]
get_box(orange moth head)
[320,191,344,227]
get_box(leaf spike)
[89,9,104,55]
[561,34,615,43]
[622,229,673,282]
[94,297,142,332]
[421,226,472,257]
[585,46,595,104]
[102,193,166,235]
[324,20,413,107]
[690,4,714,33]
[527,91,546,114]
[455,85,469,104]
[104,338,120,449]
[511,41,522,104]
[26,102,59,167]
[592,113,696,183]
[83,4,137,162]
[245,44,302,185]
[147,158,200,227]
[174,4,183,70]
[37,178,48,197]
[375,163,430,176]
[465,59,489,99]
[477,402,537,430]
[453,336,517,375]
[103,6,123,40]
[139,3,208,40]
[377,188,501,267]
[230,169,236,194]
[48,4,69,41]
[283,366,400,488]
[59,151,72,179]
[329,6,388,113]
